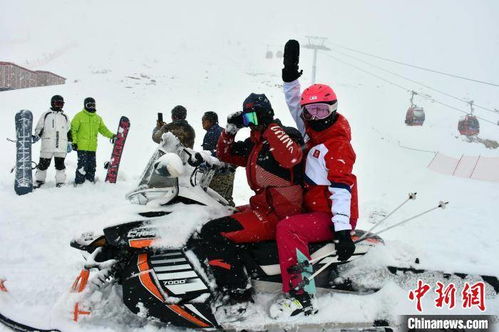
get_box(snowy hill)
[1,1,498,331]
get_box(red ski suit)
[278,79,358,292]
[216,121,304,243]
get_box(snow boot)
[213,288,254,323]
[55,169,66,187]
[34,169,47,188]
[269,292,318,319]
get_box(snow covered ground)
[1,0,498,331]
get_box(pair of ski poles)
[294,193,449,290]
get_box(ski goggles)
[85,102,96,109]
[242,111,259,127]
[52,100,64,108]
[301,102,337,120]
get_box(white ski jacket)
[34,109,71,154]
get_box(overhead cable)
[327,42,499,88]
[321,53,498,126]
[329,47,499,115]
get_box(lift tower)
[303,36,331,84]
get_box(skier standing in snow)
[71,97,116,184]
[32,95,72,188]
[195,93,304,320]
[269,40,358,319]
[152,105,196,148]
[201,111,235,206]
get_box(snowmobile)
[65,133,499,331]
[65,133,383,330]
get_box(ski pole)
[6,138,16,143]
[305,192,417,266]
[294,200,449,289]
[368,201,448,237]
[355,192,417,242]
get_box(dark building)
[0,62,65,91]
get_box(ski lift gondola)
[265,50,273,59]
[458,101,479,136]
[405,91,425,126]
[275,50,283,58]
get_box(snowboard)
[14,110,33,195]
[105,116,130,183]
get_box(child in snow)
[33,95,72,188]
[71,97,116,184]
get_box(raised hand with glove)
[282,39,303,82]
[226,111,244,135]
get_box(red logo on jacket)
[313,150,320,158]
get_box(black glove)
[72,143,78,151]
[32,135,40,143]
[227,111,244,128]
[282,39,303,82]
[110,135,118,144]
[334,230,355,261]
[226,111,244,134]
[188,152,204,167]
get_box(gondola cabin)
[405,106,425,126]
[265,50,273,59]
[458,115,479,136]
[275,50,283,58]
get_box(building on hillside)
[0,62,65,91]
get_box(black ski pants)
[75,150,96,184]
[197,216,249,294]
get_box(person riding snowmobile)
[33,95,72,187]
[195,93,304,320]
[269,40,359,319]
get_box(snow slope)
[1,0,498,331]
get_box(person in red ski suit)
[196,93,304,317]
[269,40,358,319]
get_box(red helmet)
[300,84,337,106]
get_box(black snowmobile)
[65,133,384,329]
[67,134,499,331]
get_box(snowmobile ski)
[0,311,61,332]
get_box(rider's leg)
[275,212,333,293]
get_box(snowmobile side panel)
[121,252,218,328]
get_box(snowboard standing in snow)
[105,116,130,183]
[14,110,33,195]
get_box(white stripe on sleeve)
[283,80,306,137]
[328,186,352,232]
